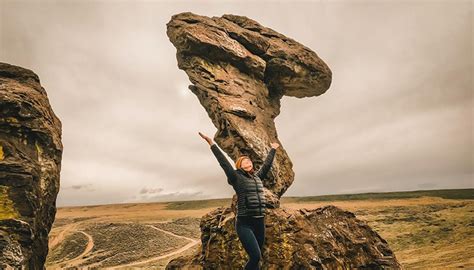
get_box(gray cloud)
[127,187,206,203]
[64,184,95,191]
[139,187,164,194]
[1,0,472,207]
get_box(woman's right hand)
[198,131,214,146]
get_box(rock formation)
[0,63,63,269]
[166,12,401,269]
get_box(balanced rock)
[166,12,401,269]
[0,62,63,269]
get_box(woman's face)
[241,157,253,172]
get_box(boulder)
[0,62,63,269]
[167,206,401,269]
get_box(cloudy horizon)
[1,0,472,207]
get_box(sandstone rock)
[166,12,401,269]
[167,12,332,205]
[0,62,63,269]
[167,206,401,269]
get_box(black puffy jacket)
[210,143,276,217]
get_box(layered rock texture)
[166,12,401,269]
[0,63,63,269]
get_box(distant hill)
[165,188,473,210]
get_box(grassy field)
[46,188,473,269]
[165,188,474,209]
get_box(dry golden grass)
[47,192,473,269]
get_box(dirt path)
[57,230,95,268]
[148,225,197,242]
[49,223,78,249]
[106,225,200,269]
[49,221,199,269]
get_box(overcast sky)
[1,0,472,207]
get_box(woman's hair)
[235,155,251,170]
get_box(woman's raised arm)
[199,132,237,185]
[255,142,280,179]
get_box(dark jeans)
[235,215,265,270]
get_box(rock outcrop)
[0,63,63,269]
[168,206,400,269]
[166,12,401,269]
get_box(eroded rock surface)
[167,12,332,206]
[166,12,401,269]
[0,62,63,269]
[168,206,401,269]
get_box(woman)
[198,131,279,270]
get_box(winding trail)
[57,230,95,268]
[106,224,200,269]
[50,222,199,269]
[49,223,77,249]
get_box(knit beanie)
[235,155,254,173]
[235,156,249,169]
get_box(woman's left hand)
[270,142,280,149]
